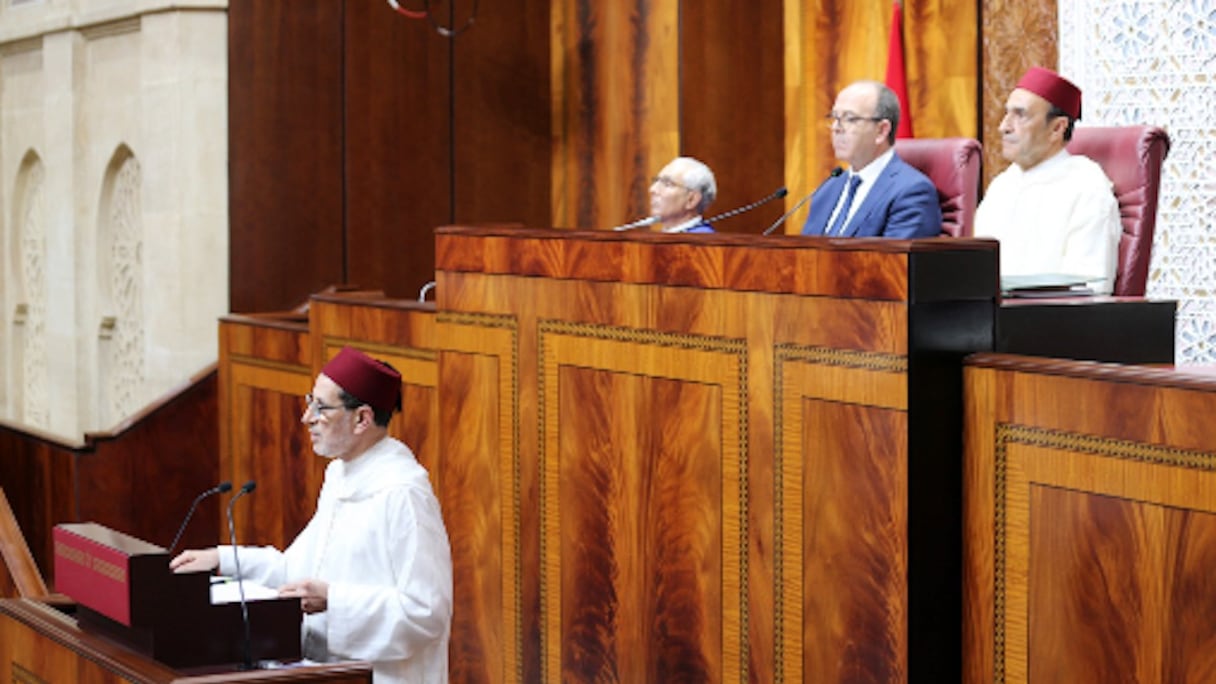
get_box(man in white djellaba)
[172,346,452,683]
[975,66,1121,294]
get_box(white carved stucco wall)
[0,1,228,440]
[1061,1,1216,364]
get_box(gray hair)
[869,81,902,146]
[676,156,717,213]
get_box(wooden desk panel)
[963,355,1216,683]
[437,228,999,683]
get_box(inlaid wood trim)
[991,424,1216,683]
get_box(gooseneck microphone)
[612,216,659,232]
[167,481,232,555]
[763,193,814,236]
[705,186,788,225]
[226,480,257,670]
[762,168,843,236]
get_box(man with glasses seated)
[975,67,1120,295]
[171,346,452,683]
[801,80,941,238]
[648,156,718,233]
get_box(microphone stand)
[705,187,788,225]
[763,192,813,236]
[226,480,258,670]
[168,481,232,555]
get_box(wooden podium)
[52,522,301,669]
[0,597,371,683]
[0,521,371,682]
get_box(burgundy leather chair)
[1066,125,1170,296]
[894,137,983,237]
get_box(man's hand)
[280,579,330,614]
[169,548,219,573]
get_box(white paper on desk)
[210,578,281,604]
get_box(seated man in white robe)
[975,66,1121,294]
[172,346,452,683]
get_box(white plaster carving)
[1062,0,1216,363]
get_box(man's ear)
[352,405,374,433]
[685,190,702,212]
[876,119,893,145]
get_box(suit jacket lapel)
[814,175,849,235]
[841,158,901,237]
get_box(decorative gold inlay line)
[774,342,907,373]
[991,423,1216,683]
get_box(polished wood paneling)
[228,2,344,312]
[344,1,451,301]
[219,315,315,548]
[452,0,552,230]
[963,355,1216,683]
[680,0,786,234]
[438,227,998,683]
[979,0,1057,187]
[438,314,519,684]
[550,2,680,230]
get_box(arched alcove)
[7,150,48,427]
[95,144,144,428]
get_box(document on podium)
[1000,273,1096,298]
[209,576,280,604]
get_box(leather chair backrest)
[894,137,983,237]
[1066,125,1170,296]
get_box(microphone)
[705,186,788,225]
[612,216,659,231]
[763,193,813,236]
[167,481,232,555]
[226,480,257,670]
[762,168,843,236]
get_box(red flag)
[885,1,914,139]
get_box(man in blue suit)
[801,81,941,238]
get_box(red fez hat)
[320,346,401,414]
[1016,66,1082,119]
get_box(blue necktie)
[827,174,862,235]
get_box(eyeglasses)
[302,393,353,416]
[825,112,883,128]
[651,175,691,191]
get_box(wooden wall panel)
[218,316,315,548]
[550,2,681,230]
[453,0,552,230]
[344,2,452,301]
[546,341,733,683]
[438,316,519,684]
[979,0,1057,187]
[228,2,345,313]
[680,0,786,234]
[963,355,1216,683]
